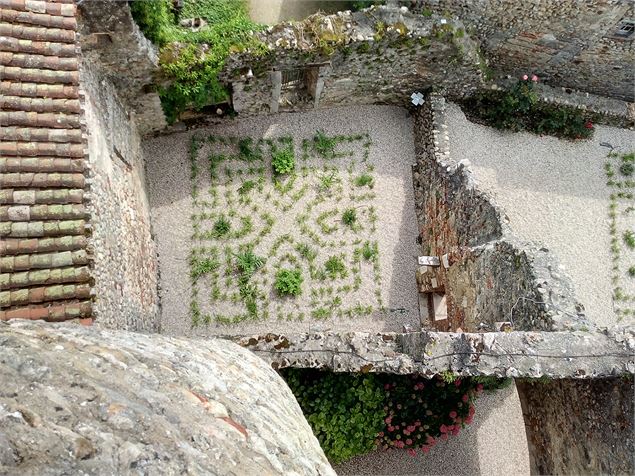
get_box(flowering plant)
[376,375,482,455]
[281,370,500,463]
[464,74,594,139]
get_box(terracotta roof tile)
[0,51,78,70]
[0,301,92,322]
[0,8,77,30]
[0,203,87,221]
[0,110,80,127]
[0,97,80,114]
[0,22,75,43]
[0,249,88,272]
[0,219,87,238]
[0,65,79,84]
[0,126,83,143]
[0,172,86,189]
[1,0,93,322]
[0,188,84,205]
[0,157,85,173]
[0,142,84,157]
[0,236,87,255]
[1,265,91,290]
[0,36,76,56]
[0,81,79,99]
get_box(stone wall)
[0,320,334,475]
[77,0,166,135]
[412,95,589,332]
[516,376,634,475]
[222,6,484,116]
[81,62,160,332]
[235,327,635,378]
[406,0,635,102]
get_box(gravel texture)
[444,102,635,329]
[144,106,421,337]
[334,383,529,476]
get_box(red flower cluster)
[376,375,483,458]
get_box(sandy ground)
[444,102,635,329]
[144,106,421,337]
[334,383,530,476]
[248,0,344,24]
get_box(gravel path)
[248,0,342,24]
[334,383,529,476]
[444,102,635,329]
[144,106,421,337]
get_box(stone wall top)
[0,320,334,474]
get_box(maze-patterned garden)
[188,131,388,325]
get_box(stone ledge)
[233,328,635,378]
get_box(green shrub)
[313,131,339,158]
[190,255,219,279]
[238,180,256,195]
[623,230,635,249]
[361,241,378,261]
[275,268,303,296]
[620,153,634,176]
[463,77,594,140]
[324,256,347,279]
[212,215,231,237]
[282,369,386,464]
[354,173,374,187]
[130,0,263,123]
[234,250,265,278]
[342,208,357,227]
[272,147,295,175]
[281,370,486,463]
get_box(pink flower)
[384,417,392,424]
[449,411,458,419]
[378,432,384,437]
[408,448,417,457]
[585,121,593,129]
[396,404,402,410]
[388,426,395,432]
[426,435,436,445]
[469,405,475,416]
[462,394,469,403]
[406,438,413,445]
[455,417,462,425]
[454,379,462,387]
[465,415,473,424]
[440,424,448,434]
[422,445,430,454]
[531,74,538,82]
[452,427,461,436]
[395,440,405,449]
[384,384,391,390]
[441,433,449,441]
[522,74,528,80]
[476,384,484,393]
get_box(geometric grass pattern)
[188,131,387,326]
[605,150,635,320]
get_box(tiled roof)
[0,0,93,322]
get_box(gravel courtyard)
[445,102,635,329]
[144,106,421,336]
